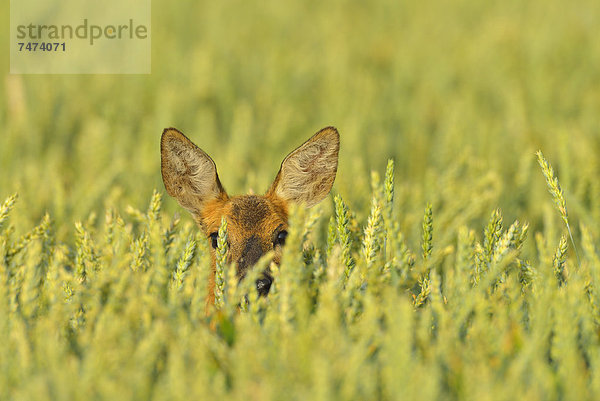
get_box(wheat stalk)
[214,216,229,310]
[536,150,580,266]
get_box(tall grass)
[2,151,600,399]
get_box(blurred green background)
[2,0,600,241]
[3,2,600,399]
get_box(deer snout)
[238,235,274,296]
[238,235,263,272]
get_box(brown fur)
[199,194,288,306]
[160,126,339,310]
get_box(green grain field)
[2,0,600,399]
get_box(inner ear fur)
[160,128,227,216]
[267,126,340,208]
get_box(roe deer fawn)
[160,126,339,307]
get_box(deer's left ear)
[267,126,339,207]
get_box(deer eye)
[274,230,287,247]
[209,232,218,249]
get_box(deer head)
[160,126,339,307]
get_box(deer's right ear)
[161,128,227,216]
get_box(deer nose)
[256,275,272,296]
